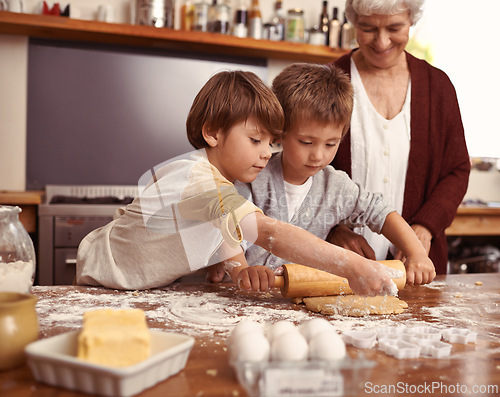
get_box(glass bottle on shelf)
[329,6,341,49]
[232,0,248,38]
[180,0,195,30]
[319,0,329,46]
[0,206,36,294]
[340,12,356,49]
[248,0,263,39]
[267,0,285,41]
[193,0,209,32]
[208,0,230,34]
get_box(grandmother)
[328,0,470,281]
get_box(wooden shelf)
[0,11,347,63]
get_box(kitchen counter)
[446,205,500,236]
[0,190,44,233]
[1,273,499,396]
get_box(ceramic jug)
[0,292,39,370]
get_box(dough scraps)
[294,295,408,317]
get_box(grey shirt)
[236,152,394,270]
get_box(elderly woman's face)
[355,11,412,69]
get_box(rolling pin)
[274,260,406,298]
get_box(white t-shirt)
[284,177,313,221]
[350,58,411,259]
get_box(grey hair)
[345,0,425,25]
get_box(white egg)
[230,331,270,363]
[271,330,309,362]
[228,319,264,346]
[299,318,334,342]
[267,320,297,342]
[309,330,346,361]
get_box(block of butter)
[77,308,151,367]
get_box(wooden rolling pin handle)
[274,275,285,289]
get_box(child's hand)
[346,260,396,297]
[404,254,436,285]
[236,266,275,292]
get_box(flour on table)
[32,286,315,339]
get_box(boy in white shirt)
[77,69,397,295]
[234,64,435,285]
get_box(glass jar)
[208,0,231,34]
[193,1,210,32]
[286,8,305,43]
[135,0,174,28]
[0,206,36,293]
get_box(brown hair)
[186,70,284,149]
[272,63,353,136]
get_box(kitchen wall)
[0,0,345,191]
[1,1,499,202]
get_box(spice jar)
[286,8,305,43]
[0,206,36,294]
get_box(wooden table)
[1,273,499,397]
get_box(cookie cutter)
[411,339,452,358]
[442,328,477,344]
[342,330,377,349]
[376,326,405,340]
[401,326,442,342]
[378,339,421,359]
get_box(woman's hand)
[205,263,226,283]
[410,224,432,254]
[235,266,275,292]
[394,224,432,261]
[327,225,376,260]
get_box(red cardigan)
[331,51,470,274]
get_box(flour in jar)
[0,260,34,293]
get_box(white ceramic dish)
[25,330,194,397]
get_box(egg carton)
[228,319,376,396]
[232,358,376,397]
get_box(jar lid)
[0,205,21,216]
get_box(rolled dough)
[294,295,408,317]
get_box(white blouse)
[349,58,411,260]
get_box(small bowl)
[26,330,194,396]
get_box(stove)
[38,185,138,285]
